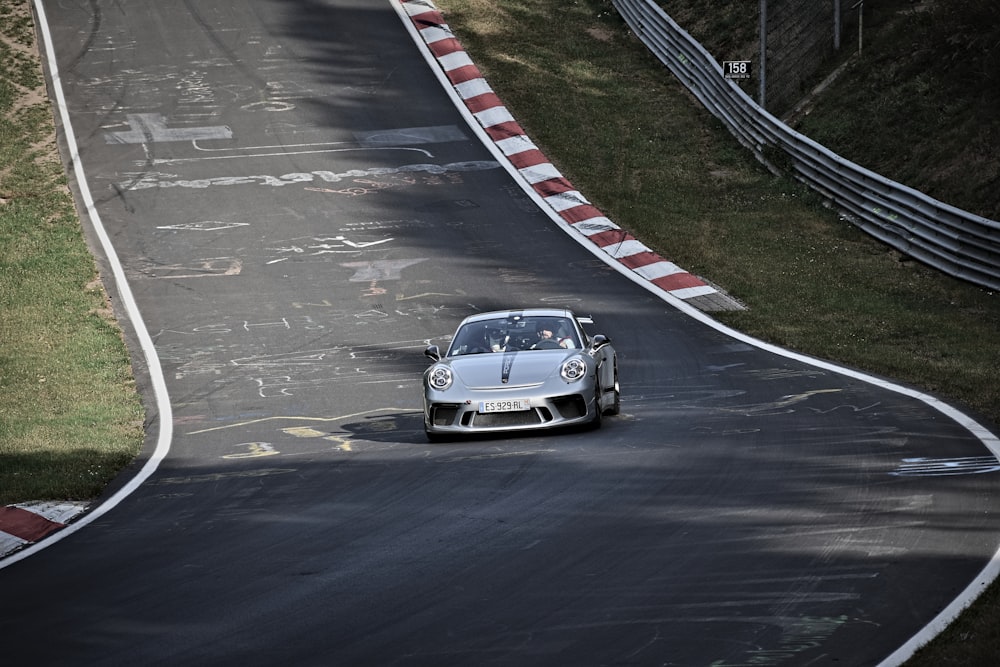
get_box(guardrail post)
[834,0,842,50]
[758,0,767,108]
[851,0,865,55]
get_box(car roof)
[458,308,577,326]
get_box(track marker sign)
[723,60,752,80]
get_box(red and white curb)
[0,502,88,559]
[399,0,741,312]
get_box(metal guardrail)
[614,0,1000,291]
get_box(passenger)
[454,324,492,355]
[485,325,505,352]
[556,321,578,349]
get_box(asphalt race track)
[3,1,1000,665]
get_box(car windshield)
[448,316,581,356]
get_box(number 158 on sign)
[723,61,752,80]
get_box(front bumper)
[424,390,595,435]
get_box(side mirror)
[424,345,442,361]
[590,334,610,349]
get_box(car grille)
[470,410,544,427]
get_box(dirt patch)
[586,26,614,42]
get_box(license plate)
[479,399,530,413]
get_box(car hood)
[448,350,576,388]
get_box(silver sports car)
[422,308,619,440]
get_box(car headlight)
[560,357,587,382]
[428,365,453,390]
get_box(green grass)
[434,0,998,664]
[0,0,143,504]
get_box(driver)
[485,326,506,352]
[531,319,572,349]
